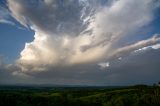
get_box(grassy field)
[0,85,160,106]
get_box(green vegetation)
[0,85,160,106]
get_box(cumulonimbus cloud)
[7,0,160,73]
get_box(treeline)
[0,85,159,106]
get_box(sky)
[0,0,160,86]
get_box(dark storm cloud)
[104,49,160,85]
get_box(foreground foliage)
[0,85,160,106]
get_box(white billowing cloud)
[152,44,160,49]
[90,0,154,40]
[134,41,160,53]
[133,34,160,53]
[110,35,160,59]
[7,0,160,73]
[0,56,35,84]
[98,62,110,70]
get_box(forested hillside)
[0,85,160,106]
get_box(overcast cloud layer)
[0,0,160,85]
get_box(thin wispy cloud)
[0,5,15,25]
